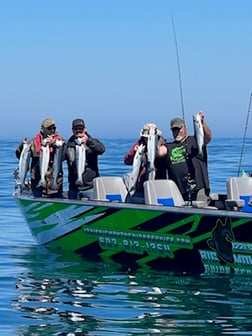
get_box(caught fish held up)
[37,143,50,188]
[193,113,204,159]
[51,139,64,190]
[123,143,145,196]
[75,141,86,186]
[146,126,158,180]
[17,141,31,188]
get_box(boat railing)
[14,171,252,213]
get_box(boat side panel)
[16,198,252,273]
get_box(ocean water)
[1,138,252,335]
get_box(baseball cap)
[170,118,185,129]
[72,118,85,128]
[41,118,56,128]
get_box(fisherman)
[124,123,167,203]
[64,118,105,199]
[15,118,65,197]
[157,111,212,203]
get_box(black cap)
[72,118,85,128]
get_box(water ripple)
[1,138,252,335]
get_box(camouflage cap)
[41,118,56,128]
[170,117,185,129]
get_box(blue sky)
[0,0,251,140]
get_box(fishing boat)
[13,174,252,275]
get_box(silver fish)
[51,139,64,190]
[18,142,31,187]
[146,127,157,180]
[132,143,145,184]
[193,113,204,159]
[75,143,86,186]
[124,143,145,195]
[37,144,50,188]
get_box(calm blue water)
[1,138,252,335]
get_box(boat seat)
[226,176,252,212]
[209,193,219,201]
[93,176,128,202]
[143,179,185,206]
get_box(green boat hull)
[14,195,252,274]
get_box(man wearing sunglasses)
[157,112,212,204]
[124,123,167,203]
[16,118,65,198]
[64,118,105,199]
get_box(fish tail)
[75,178,83,186]
[36,179,46,188]
[51,182,58,190]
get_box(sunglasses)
[73,126,84,131]
[171,127,182,132]
[47,125,56,131]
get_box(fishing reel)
[183,174,196,203]
[184,174,196,190]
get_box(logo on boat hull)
[208,217,234,264]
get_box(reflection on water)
[10,246,252,335]
[2,138,252,335]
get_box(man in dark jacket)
[64,118,105,199]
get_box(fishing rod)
[171,16,185,121]
[237,91,252,176]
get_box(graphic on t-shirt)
[170,146,186,165]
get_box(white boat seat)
[209,193,219,201]
[93,176,128,202]
[226,176,252,212]
[143,179,185,206]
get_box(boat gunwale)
[13,193,252,219]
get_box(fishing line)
[237,91,252,176]
[171,16,185,121]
